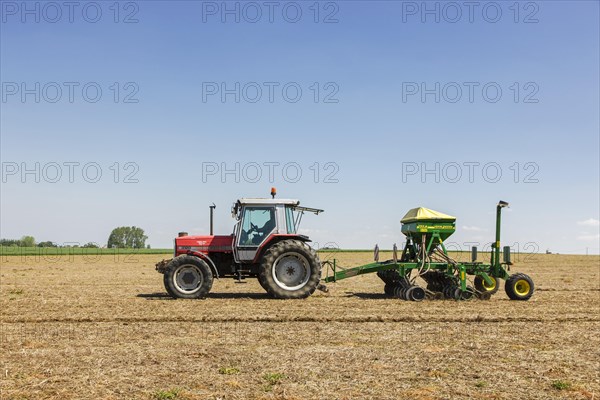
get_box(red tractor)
[156,190,324,299]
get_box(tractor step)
[235,270,252,282]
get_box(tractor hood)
[175,235,234,253]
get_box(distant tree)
[130,227,148,248]
[37,241,57,247]
[108,227,126,248]
[82,242,99,248]
[107,226,147,249]
[20,236,35,247]
[146,244,151,249]
[0,239,21,247]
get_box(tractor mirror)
[503,246,512,264]
[471,246,477,262]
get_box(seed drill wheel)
[459,286,474,300]
[505,273,534,300]
[258,239,321,299]
[409,286,426,302]
[163,255,214,299]
[474,275,500,295]
[443,285,457,299]
[477,291,492,301]
[431,291,444,300]
[453,288,463,300]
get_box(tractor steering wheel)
[250,222,258,233]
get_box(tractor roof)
[237,198,300,206]
[233,199,323,215]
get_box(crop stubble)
[1,252,598,399]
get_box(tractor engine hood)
[175,235,234,254]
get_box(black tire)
[432,291,444,300]
[474,275,500,295]
[460,286,474,300]
[442,285,454,299]
[257,274,269,292]
[163,272,176,298]
[505,273,534,301]
[163,255,213,299]
[409,286,426,302]
[259,240,321,299]
[478,291,492,301]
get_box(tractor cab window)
[239,207,276,246]
[286,206,296,234]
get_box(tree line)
[0,226,149,249]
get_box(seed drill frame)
[322,201,533,301]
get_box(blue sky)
[1,0,599,254]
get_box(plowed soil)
[1,252,598,399]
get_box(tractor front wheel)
[163,255,214,299]
[505,273,534,301]
[259,240,321,299]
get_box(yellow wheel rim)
[514,279,531,296]
[483,277,497,291]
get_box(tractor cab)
[231,197,322,263]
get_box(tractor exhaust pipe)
[209,203,216,235]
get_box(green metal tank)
[400,207,456,242]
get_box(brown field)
[1,252,599,400]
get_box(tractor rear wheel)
[505,273,534,301]
[259,240,321,299]
[257,275,269,292]
[474,275,499,295]
[164,255,214,299]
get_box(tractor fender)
[185,251,220,279]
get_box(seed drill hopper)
[322,201,534,301]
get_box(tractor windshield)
[239,206,276,246]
